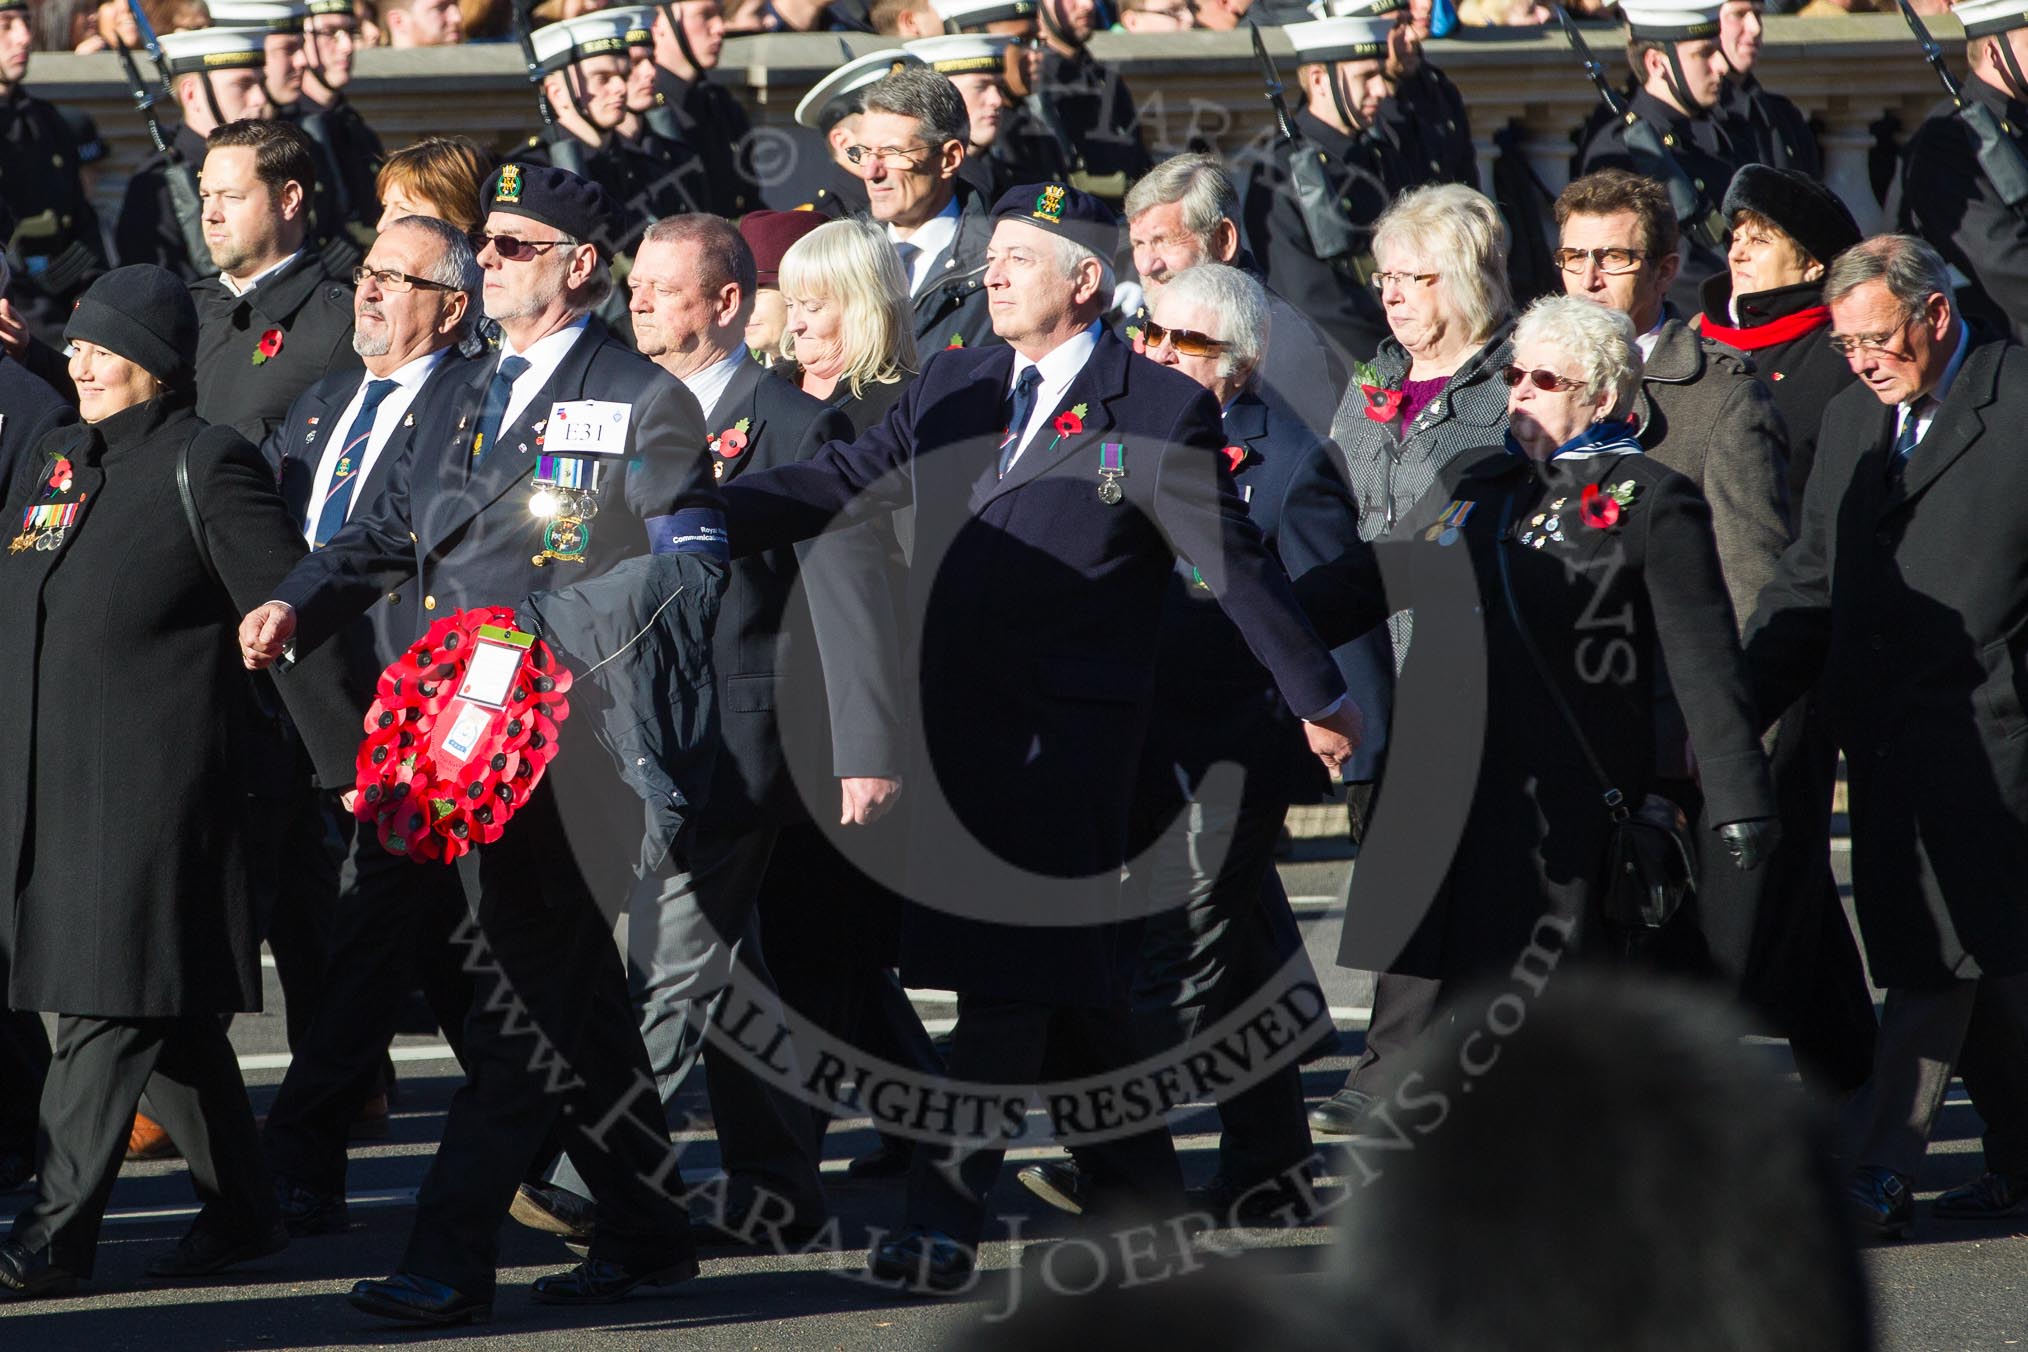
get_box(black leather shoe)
[1016,1159,1087,1216]
[0,1149,33,1194]
[348,1272,491,1326]
[691,1193,829,1250]
[529,1254,699,1305]
[145,1217,288,1279]
[1847,1166,1915,1241]
[0,1242,79,1299]
[1934,1171,2028,1220]
[510,1182,598,1242]
[1308,1088,1377,1138]
[866,1227,975,1294]
[275,1178,350,1236]
[843,1137,912,1181]
[1187,1174,1316,1229]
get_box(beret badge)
[497,164,523,205]
[1032,184,1066,225]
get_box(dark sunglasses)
[471,233,569,262]
[1143,319,1228,358]
[352,265,457,293]
[1500,365,1583,392]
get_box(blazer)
[1745,333,2028,987]
[722,330,1345,1007]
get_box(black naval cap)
[1722,164,1862,268]
[481,162,621,257]
[66,265,200,387]
[989,182,1119,262]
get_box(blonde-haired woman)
[779,218,918,433]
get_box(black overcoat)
[1297,443,1775,983]
[0,398,361,1017]
[191,250,361,448]
[1745,335,2028,987]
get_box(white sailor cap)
[208,0,307,31]
[1307,0,1405,17]
[530,11,633,72]
[793,48,924,131]
[609,5,656,45]
[157,25,269,76]
[929,0,1037,32]
[1620,0,1723,42]
[304,0,358,18]
[903,33,1013,76]
[1954,0,2028,39]
[1281,14,1391,63]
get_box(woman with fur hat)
[0,265,361,1299]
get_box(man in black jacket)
[294,0,388,255]
[647,0,757,216]
[1744,235,2028,1243]
[991,0,1150,206]
[256,215,481,1237]
[190,119,359,447]
[241,164,721,1325]
[0,0,107,349]
[514,213,874,1246]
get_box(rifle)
[510,0,587,177]
[1250,20,1354,263]
[118,0,216,277]
[1556,6,1726,252]
[1899,0,2028,212]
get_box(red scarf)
[1700,305,1831,352]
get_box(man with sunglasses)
[857,64,999,358]
[1745,233,2028,1241]
[1234,9,1404,362]
[1554,170,1788,640]
[190,118,361,448]
[241,163,723,1325]
[255,217,483,1240]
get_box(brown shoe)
[349,1093,391,1142]
[125,1113,182,1162]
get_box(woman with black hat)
[1699,164,1864,509]
[0,265,360,1298]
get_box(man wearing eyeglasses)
[241,162,723,1325]
[1554,169,1788,639]
[190,118,361,448]
[856,65,998,359]
[255,215,482,1241]
[1745,233,2028,1242]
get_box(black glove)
[1718,818,1780,872]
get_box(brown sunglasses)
[1143,319,1229,358]
[1500,365,1583,392]
[471,232,570,262]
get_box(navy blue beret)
[483,162,621,256]
[989,182,1119,262]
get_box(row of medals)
[529,481,595,566]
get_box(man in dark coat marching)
[719,181,1363,1291]
[240,164,724,1325]
[1744,234,2028,1241]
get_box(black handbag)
[1491,486,1698,952]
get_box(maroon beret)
[739,209,830,287]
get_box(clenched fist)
[239,600,297,670]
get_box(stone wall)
[29,14,1952,233]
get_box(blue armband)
[646,509,730,561]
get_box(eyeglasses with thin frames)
[352,264,457,293]
[1826,311,1921,358]
[1550,247,1650,276]
[1370,270,1440,293]
[843,143,937,170]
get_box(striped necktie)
[313,377,398,546]
[471,354,532,463]
[998,366,1042,479]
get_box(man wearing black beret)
[240,161,727,1325]
[718,180,1365,1291]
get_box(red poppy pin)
[711,417,752,458]
[1351,360,1404,425]
[47,457,72,494]
[1580,479,1638,530]
[946,334,965,350]
[252,328,284,366]
[1222,444,1248,473]
[1053,402,1089,439]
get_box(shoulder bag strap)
[175,438,224,590]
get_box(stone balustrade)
[26,14,1958,235]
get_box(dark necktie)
[314,377,398,546]
[998,366,1043,479]
[1886,396,1929,488]
[471,354,532,463]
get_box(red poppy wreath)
[352,605,573,863]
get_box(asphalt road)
[1,852,2023,1351]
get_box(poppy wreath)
[352,605,574,864]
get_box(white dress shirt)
[678,346,748,422]
[302,348,448,543]
[1634,313,1667,363]
[500,316,591,435]
[221,249,305,298]
[889,196,961,296]
[1894,322,1971,452]
[1003,320,1102,472]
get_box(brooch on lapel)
[251,328,284,367]
[1580,479,1639,531]
[1518,496,1568,549]
[1053,403,1088,440]
[709,419,752,479]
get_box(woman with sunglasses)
[1306,182,1516,1141]
[1293,293,1776,993]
